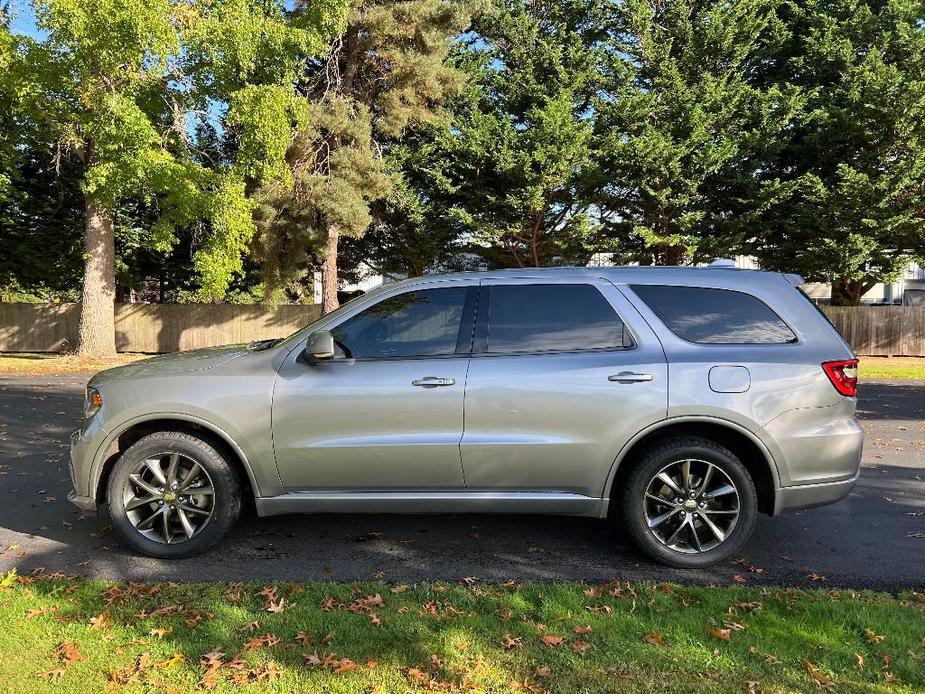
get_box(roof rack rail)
[707,258,737,269]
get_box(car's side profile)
[69,266,863,567]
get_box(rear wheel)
[621,437,758,568]
[107,431,241,558]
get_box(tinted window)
[332,287,472,359]
[485,284,628,353]
[631,285,796,344]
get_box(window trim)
[628,284,800,346]
[472,282,637,357]
[327,285,480,362]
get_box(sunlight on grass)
[0,572,922,693]
[859,357,925,380]
[0,353,149,375]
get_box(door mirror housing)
[304,330,336,362]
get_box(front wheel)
[107,431,241,558]
[621,437,758,568]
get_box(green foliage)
[745,0,925,302]
[385,0,608,269]
[595,0,800,265]
[3,0,348,304]
[253,0,474,300]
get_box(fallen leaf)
[500,635,523,651]
[804,660,835,690]
[266,597,290,613]
[54,641,85,666]
[709,627,732,642]
[574,625,593,634]
[540,634,564,647]
[534,665,551,677]
[89,612,111,630]
[642,632,665,647]
[149,627,172,640]
[864,628,885,644]
[571,640,592,654]
[333,658,357,674]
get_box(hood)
[90,344,250,384]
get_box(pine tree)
[428,0,609,268]
[595,0,799,265]
[746,0,925,304]
[256,0,472,311]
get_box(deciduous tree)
[5,0,346,355]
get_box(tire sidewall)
[107,432,240,559]
[622,439,758,569]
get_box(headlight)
[84,387,102,419]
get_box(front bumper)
[68,421,106,515]
[68,490,98,515]
[773,470,859,515]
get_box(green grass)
[0,353,147,375]
[1,571,923,693]
[859,357,925,380]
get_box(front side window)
[332,286,473,359]
[630,285,797,344]
[484,284,629,353]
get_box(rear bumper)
[773,470,859,515]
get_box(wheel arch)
[603,417,780,516]
[91,414,261,507]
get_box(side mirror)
[304,330,335,362]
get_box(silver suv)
[69,267,862,567]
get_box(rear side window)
[630,285,796,344]
[484,284,630,353]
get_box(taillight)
[822,359,859,397]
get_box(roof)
[388,265,792,290]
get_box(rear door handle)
[608,372,653,384]
[411,376,456,387]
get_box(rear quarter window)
[630,285,797,344]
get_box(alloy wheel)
[642,458,740,554]
[121,452,216,544]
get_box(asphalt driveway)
[0,374,922,590]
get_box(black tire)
[107,431,241,558]
[620,436,758,568]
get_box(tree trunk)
[321,223,340,314]
[663,244,684,265]
[76,196,117,357]
[831,278,866,306]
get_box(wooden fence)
[820,306,925,356]
[0,302,923,355]
[0,303,322,353]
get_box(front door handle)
[411,376,456,387]
[608,371,653,384]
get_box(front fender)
[85,411,282,502]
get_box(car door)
[460,278,668,499]
[272,281,477,491]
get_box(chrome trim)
[255,491,603,517]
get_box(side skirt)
[254,491,604,518]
